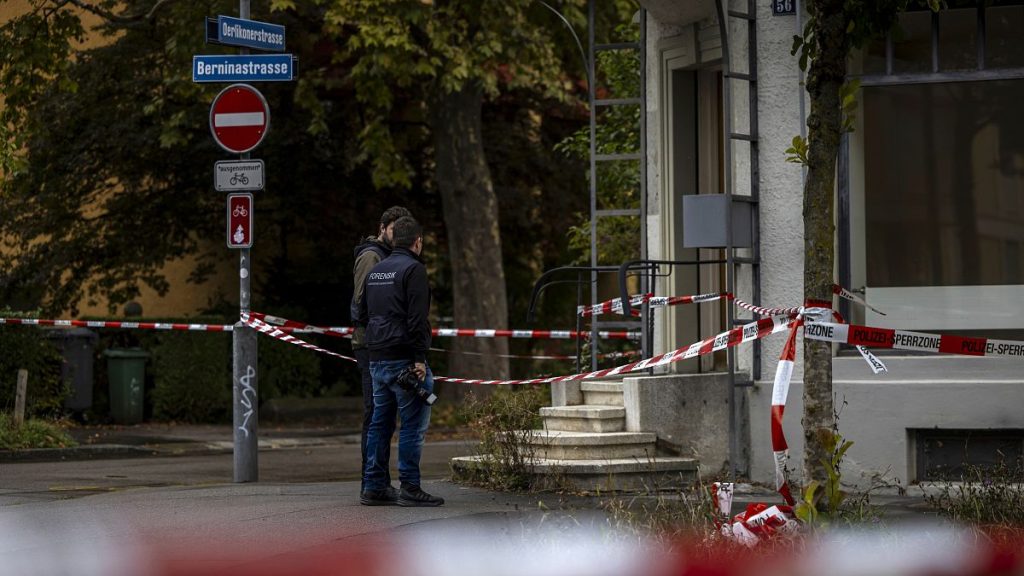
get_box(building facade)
[637,0,1024,486]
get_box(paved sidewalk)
[1,423,474,462]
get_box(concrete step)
[450,454,698,492]
[539,405,625,433]
[521,430,656,460]
[580,381,624,406]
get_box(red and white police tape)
[0,317,235,332]
[244,312,796,386]
[770,316,802,507]
[244,314,358,363]
[247,311,641,341]
[712,482,798,546]
[0,314,640,341]
[429,347,641,362]
[577,291,731,317]
[733,284,880,318]
[804,321,1024,358]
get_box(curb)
[0,444,160,463]
[0,435,361,464]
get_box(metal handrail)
[616,258,729,360]
[527,264,656,373]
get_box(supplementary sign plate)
[227,193,254,249]
[215,160,264,191]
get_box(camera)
[396,366,437,406]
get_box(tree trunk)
[801,0,847,485]
[430,83,511,387]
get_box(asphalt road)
[0,441,475,507]
[1,440,605,576]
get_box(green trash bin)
[104,348,150,424]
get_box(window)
[863,80,1024,288]
[915,428,1024,481]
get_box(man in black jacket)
[356,216,444,507]
[351,205,410,498]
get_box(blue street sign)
[193,54,295,82]
[211,15,286,52]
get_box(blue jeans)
[356,348,390,490]
[363,359,433,491]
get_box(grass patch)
[926,461,1024,527]
[602,480,719,542]
[0,412,77,450]
[456,386,549,492]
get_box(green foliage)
[149,331,231,422]
[794,428,889,528]
[795,431,853,524]
[0,311,66,418]
[257,335,324,400]
[556,23,642,266]
[0,1,397,318]
[0,412,76,450]
[458,385,549,491]
[308,0,590,188]
[0,0,604,349]
[0,3,84,173]
[926,460,1024,527]
[784,135,809,166]
[840,78,861,132]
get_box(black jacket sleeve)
[404,263,431,364]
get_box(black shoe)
[397,484,444,507]
[360,487,398,506]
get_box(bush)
[0,412,76,450]
[459,385,549,491]
[150,331,232,422]
[88,315,325,423]
[257,335,323,401]
[0,310,66,418]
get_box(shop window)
[939,8,976,71]
[987,5,1024,69]
[863,80,1024,287]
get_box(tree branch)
[64,0,180,25]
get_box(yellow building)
[1,1,234,318]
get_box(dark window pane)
[862,36,888,75]
[864,80,1024,287]
[892,11,932,74]
[939,8,977,71]
[987,5,1024,69]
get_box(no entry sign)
[209,84,270,154]
[227,193,253,249]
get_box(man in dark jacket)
[357,216,443,507]
[351,205,410,498]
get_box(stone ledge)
[579,382,624,393]
[521,430,656,446]
[539,406,625,419]
[451,455,699,491]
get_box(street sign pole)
[232,0,258,484]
